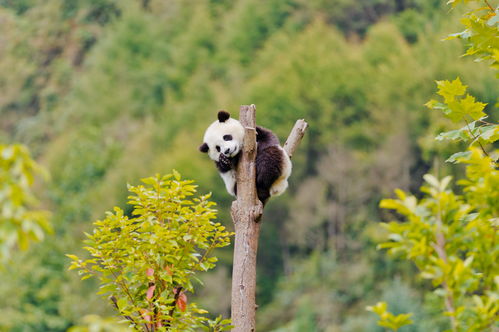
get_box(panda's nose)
[224,148,230,155]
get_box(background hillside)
[0,0,497,331]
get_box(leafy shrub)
[0,143,51,263]
[68,172,233,331]
[374,1,498,331]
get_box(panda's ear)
[199,143,209,153]
[218,110,230,122]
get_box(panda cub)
[199,110,292,204]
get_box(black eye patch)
[223,135,233,141]
[216,145,221,152]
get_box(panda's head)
[199,110,245,162]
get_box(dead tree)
[231,105,308,331]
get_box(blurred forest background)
[0,0,497,331]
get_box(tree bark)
[283,119,308,157]
[231,105,262,332]
[230,106,307,331]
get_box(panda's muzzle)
[224,148,231,155]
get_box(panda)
[199,110,292,204]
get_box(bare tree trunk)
[230,106,307,331]
[231,105,263,332]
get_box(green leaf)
[366,301,387,316]
[117,297,128,310]
[436,127,470,141]
[446,151,472,163]
[487,13,499,27]
[367,302,413,331]
[173,169,181,181]
[459,94,487,121]
[436,78,467,103]
[423,174,440,188]
[476,125,499,143]
[425,99,447,111]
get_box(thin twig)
[109,265,149,331]
[464,118,489,157]
[194,234,217,271]
[478,119,497,126]
[110,295,140,327]
[484,0,495,12]
[165,287,183,328]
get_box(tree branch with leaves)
[370,1,498,331]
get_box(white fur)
[203,118,245,162]
[202,115,291,201]
[220,170,237,197]
[269,147,292,197]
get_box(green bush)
[373,1,498,331]
[68,172,233,331]
[0,143,51,263]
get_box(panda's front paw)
[216,153,232,173]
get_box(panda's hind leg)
[269,147,292,197]
[270,178,288,197]
[256,146,283,203]
[257,186,271,205]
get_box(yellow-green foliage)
[366,301,413,331]
[0,144,51,263]
[380,155,498,331]
[377,2,498,331]
[1,0,498,330]
[67,315,130,332]
[426,77,497,162]
[446,0,499,69]
[68,172,233,331]
[424,0,499,163]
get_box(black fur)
[255,126,283,204]
[216,153,233,173]
[256,126,280,148]
[256,145,283,204]
[216,153,239,197]
[201,119,285,205]
[199,142,209,153]
[218,110,230,122]
[212,125,282,204]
